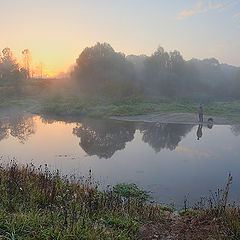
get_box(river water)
[0,113,240,207]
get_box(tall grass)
[180,173,240,239]
[0,162,240,239]
[0,162,166,239]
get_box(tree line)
[1,43,240,100]
[71,42,240,100]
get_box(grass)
[0,162,167,239]
[177,173,240,239]
[36,95,240,122]
[0,162,240,239]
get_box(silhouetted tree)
[21,49,31,78]
[144,46,189,97]
[0,47,27,94]
[0,48,19,83]
[71,42,137,97]
[233,70,240,99]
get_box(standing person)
[198,104,204,122]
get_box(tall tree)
[144,46,185,96]
[0,48,19,82]
[71,42,136,97]
[22,49,31,78]
[0,48,26,94]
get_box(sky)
[1,0,240,76]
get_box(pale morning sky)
[1,0,239,76]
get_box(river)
[0,113,240,207]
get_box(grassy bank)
[37,95,240,121]
[0,163,239,239]
[1,93,240,122]
[0,162,166,239]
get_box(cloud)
[177,0,222,20]
[177,0,239,20]
[233,12,240,19]
[219,0,240,12]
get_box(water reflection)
[1,114,240,205]
[72,119,135,159]
[207,119,213,129]
[0,121,8,141]
[231,125,240,136]
[139,122,194,152]
[0,114,35,143]
[2,114,239,159]
[196,124,203,140]
[72,120,195,157]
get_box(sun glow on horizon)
[0,0,240,73]
[9,46,79,78]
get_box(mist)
[1,42,240,104]
[70,42,240,101]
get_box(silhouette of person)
[198,104,204,122]
[197,124,203,140]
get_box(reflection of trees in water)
[139,123,193,152]
[231,125,240,136]
[9,115,35,143]
[73,119,135,159]
[41,115,76,125]
[41,117,56,124]
[72,119,194,158]
[0,115,35,144]
[0,122,8,141]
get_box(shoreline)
[0,105,239,126]
[110,112,239,125]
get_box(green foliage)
[112,96,143,106]
[37,95,240,123]
[113,183,150,202]
[40,95,87,116]
[178,209,195,216]
[102,213,139,234]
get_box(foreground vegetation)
[0,162,239,239]
[0,162,165,239]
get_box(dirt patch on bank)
[138,214,217,240]
[110,112,238,125]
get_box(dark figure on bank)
[197,124,203,140]
[198,104,204,122]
